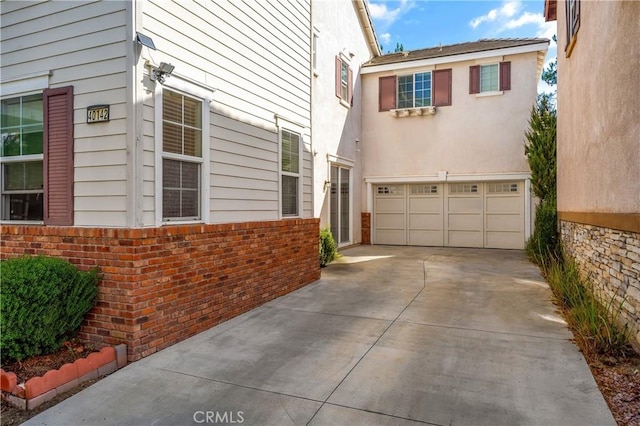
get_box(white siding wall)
[139,0,312,225]
[1,0,131,227]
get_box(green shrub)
[319,228,337,267]
[1,256,100,362]
[545,256,630,356]
[526,196,559,266]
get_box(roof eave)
[353,0,382,57]
[360,41,550,74]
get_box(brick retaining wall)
[560,221,640,350]
[1,219,320,361]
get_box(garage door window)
[450,184,478,193]
[410,184,438,194]
[488,183,519,193]
[377,185,403,195]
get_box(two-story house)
[544,0,640,349]
[360,39,549,250]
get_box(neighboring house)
[360,39,548,250]
[311,0,380,246]
[544,0,640,349]
[0,0,320,361]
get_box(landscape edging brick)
[0,344,127,410]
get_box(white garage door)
[374,185,406,245]
[485,182,525,249]
[373,182,524,249]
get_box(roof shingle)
[364,38,549,67]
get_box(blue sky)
[368,0,557,92]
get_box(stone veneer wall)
[560,221,640,350]
[1,219,320,361]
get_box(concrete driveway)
[26,246,615,426]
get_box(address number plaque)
[87,105,110,123]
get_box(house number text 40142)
[87,105,110,123]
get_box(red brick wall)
[361,212,371,245]
[1,219,320,361]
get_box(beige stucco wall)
[312,0,375,244]
[361,52,539,183]
[557,0,640,214]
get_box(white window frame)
[479,63,499,93]
[397,71,432,109]
[154,78,211,226]
[276,116,306,219]
[279,128,302,218]
[0,91,45,223]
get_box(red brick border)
[0,345,127,410]
[1,219,320,361]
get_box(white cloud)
[379,32,392,44]
[369,0,416,30]
[504,12,544,29]
[469,0,557,46]
[470,0,522,29]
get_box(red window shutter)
[469,65,480,94]
[348,66,353,105]
[378,76,396,111]
[43,86,74,226]
[500,61,511,91]
[335,56,342,98]
[433,69,452,106]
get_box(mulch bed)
[588,354,640,426]
[1,341,97,384]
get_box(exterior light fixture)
[151,62,175,84]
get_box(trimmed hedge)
[0,256,100,362]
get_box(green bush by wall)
[0,256,100,362]
[319,228,337,267]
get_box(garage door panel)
[486,231,522,249]
[376,213,405,228]
[409,197,441,213]
[486,196,520,213]
[409,230,443,246]
[486,213,521,230]
[376,229,406,245]
[376,198,405,212]
[448,213,482,229]
[409,213,442,229]
[448,197,483,211]
[448,230,483,248]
